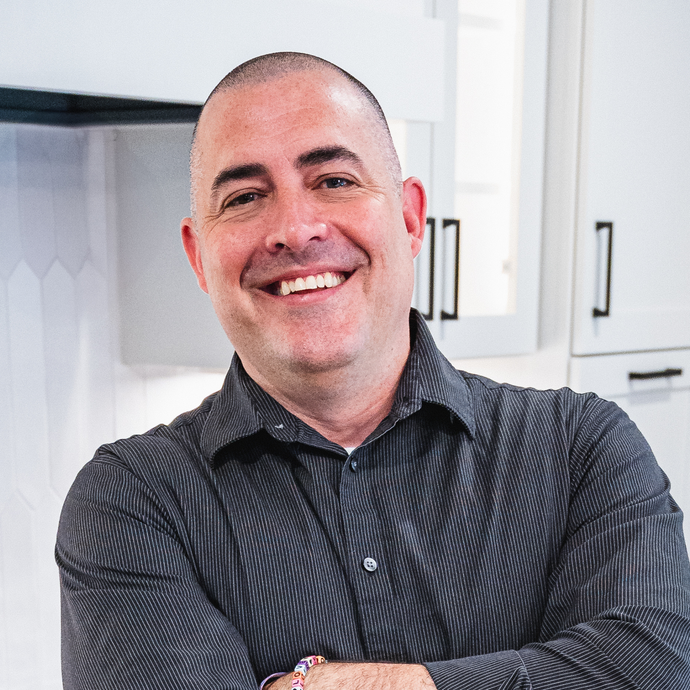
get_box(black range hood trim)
[0,86,202,126]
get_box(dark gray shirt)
[57,311,690,690]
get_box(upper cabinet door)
[409,0,549,359]
[572,0,690,356]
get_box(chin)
[280,341,360,375]
[276,320,368,371]
[227,309,371,377]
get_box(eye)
[322,177,351,189]
[228,191,261,207]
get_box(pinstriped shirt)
[57,311,690,690]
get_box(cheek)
[200,236,246,293]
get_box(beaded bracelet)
[290,655,327,690]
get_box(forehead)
[195,71,383,174]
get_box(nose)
[264,190,329,253]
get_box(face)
[182,70,426,383]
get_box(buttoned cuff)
[424,650,531,690]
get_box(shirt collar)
[201,309,475,466]
[390,309,475,435]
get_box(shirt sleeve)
[423,395,690,690]
[56,453,258,690]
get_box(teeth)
[277,272,346,295]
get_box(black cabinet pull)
[593,221,613,317]
[441,219,460,321]
[421,217,435,321]
[629,368,683,381]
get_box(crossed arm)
[56,400,690,690]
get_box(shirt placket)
[339,444,405,661]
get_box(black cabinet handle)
[593,221,613,317]
[421,217,435,321]
[441,219,460,321]
[629,368,683,381]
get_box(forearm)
[270,663,435,690]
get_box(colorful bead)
[290,655,327,690]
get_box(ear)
[401,177,427,258]
[181,218,209,294]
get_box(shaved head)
[189,52,402,219]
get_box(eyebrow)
[210,163,268,205]
[296,146,364,170]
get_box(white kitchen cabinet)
[570,351,690,545]
[408,0,550,359]
[0,0,443,125]
[572,0,690,355]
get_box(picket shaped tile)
[0,127,23,280]
[43,262,83,498]
[86,129,111,278]
[0,279,16,512]
[77,260,116,457]
[7,261,51,508]
[17,127,57,279]
[51,129,89,278]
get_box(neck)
[241,334,411,448]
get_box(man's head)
[181,52,426,390]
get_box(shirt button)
[362,557,378,572]
[350,460,358,471]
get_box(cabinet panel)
[572,0,690,355]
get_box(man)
[57,53,690,690]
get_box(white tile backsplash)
[0,122,225,688]
[43,261,81,498]
[52,129,89,278]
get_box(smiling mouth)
[265,271,349,296]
